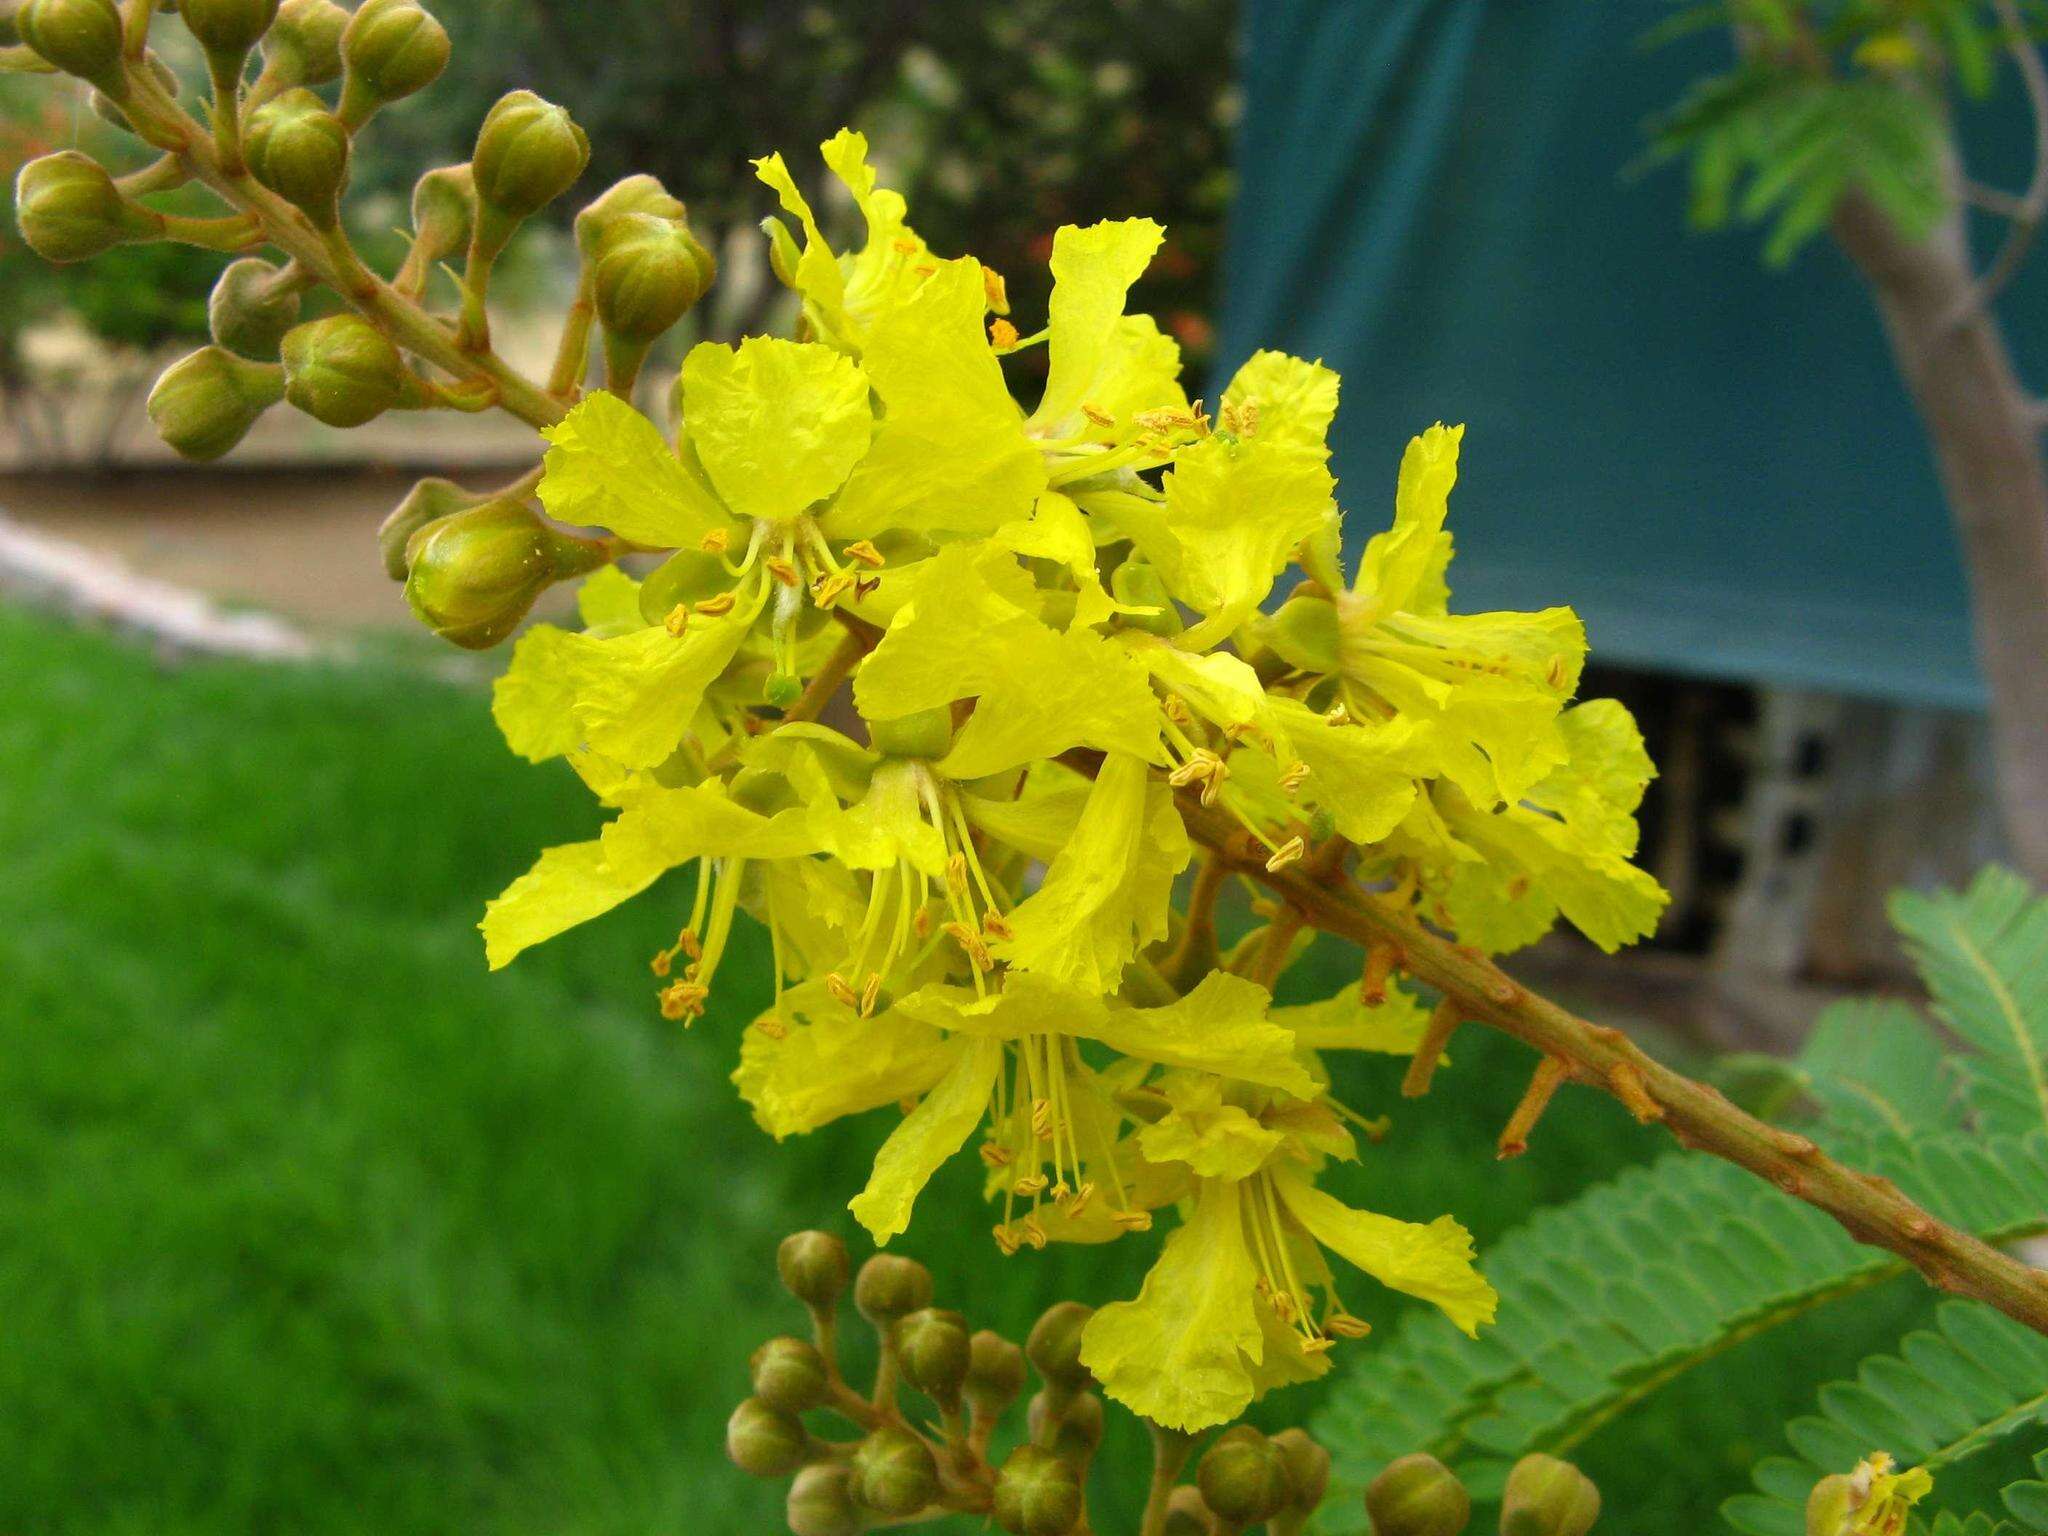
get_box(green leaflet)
[1891,867,2048,1139]
[1311,873,2048,1527]
[1725,1307,2048,1536]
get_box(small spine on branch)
[1497,1056,1570,1160]
[1401,1000,1463,1099]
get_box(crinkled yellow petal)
[1436,699,1667,954]
[992,491,1120,628]
[991,753,1187,995]
[1355,422,1462,621]
[1342,604,1585,808]
[1122,428,1337,650]
[536,390,731,548]
[1271,1165,1497,1336]
[848,1035,1003,1244]
[1138,1076,1284,1180]
[493,623,586,764]
[855,544,1160,777]
[823,129,936,337]
[751,150,847,341]
[1079,1177,1263,1431]
[1081,313,1190,428]
[1220,350,1339,452]
[960,767,1091,864]
[1263,697,1421,845]
[1031,218,1168,434]
[679,337,873,522]
[553,612,754,770]
[822,257,1045,539]
[831,759,948,875]
[1089,972,1316,1096]
[939,625,1161,778]
[574,565,643,634]
[1271,978,1433,1054]
[479,838,661,970]
[895,970,1312,1094]
[853,542,1046,715]
[733,980,954,1139]
[599,780,827,884]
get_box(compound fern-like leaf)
[1724,1305,2048,1536]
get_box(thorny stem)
[1177,796,2048,1337]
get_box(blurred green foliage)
[1644,0,2031,264]
[0,603,1961,1533]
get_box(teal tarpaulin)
[1219,0,2044,710]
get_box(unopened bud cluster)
[732,1233,1340,1536]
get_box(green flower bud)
[14,150,156,263]
[750,1336,830,1416]
[849,1426,937,1518]
[993,1444,1082,1536]
[180,0,278,58]
[338,0,448,123]
[208,257,302,361]
[786,1464,860,1536]
[1365,1453,1468,1536]
[1273,1428,1333,1515]
[853,1253,932,1326]
[575,173,686,260]
[377,476,481,580]
[776,1231,850,1310]
[402,498,606,649]
[1259,592,1341,674]
[280,314,418,427]
[244,87,348,222]
[1499,1454,1600,1536]
[1047,1391,1104,1469]
[1111,559,1182,637]
[966,1328,1026,1419]
[1161,1485,1213,1536]
[260,0,346,84]
[592,212,715,345]
[472,88,589,219]
[894,1307,970,1410]
[145,345,284,461]
[408,162,474,264]
[869,706,953,761]
[1805,1473,1853,1536]
[15,0,122,80]
[1025,1302,1094,1392]
[1197,1426,1293,1527]
[725,1396,807,1479]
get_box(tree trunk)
[1829,174,2048,883]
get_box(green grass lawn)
[0,605,1939,1533]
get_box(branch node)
[1606,1061,1665,1123]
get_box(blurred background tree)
[1648,0,2048,883]
[0,82,216,463]
[401,0,1238,358]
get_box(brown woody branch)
[1177,798,2048,1337]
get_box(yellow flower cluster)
[478,130,1668,1431]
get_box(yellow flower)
[1078,1101,1496,1430]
